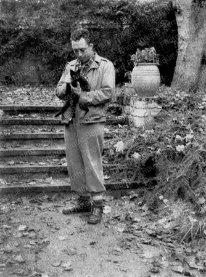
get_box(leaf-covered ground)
[0,191,205,277]
[0,85,206,276]
[0,86,62,106]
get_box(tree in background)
[171,0,206,92]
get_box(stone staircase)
[0,104,137,193]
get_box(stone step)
[0,163,117,175]
[0,125,64,133]
[0,103,121,113]
[0,148,65,163]
[0,156,66,165]
[0,165,119,184]
[0,132,64,140]
[0,118,62,125]
[0,144,112,154]
[0,105,61,112]
[0,149,112,166]
[0,130,114,141]
[0,132,65,148]
[0,115,128,126]
[0,164,68,174]
[0,179,144,194]
[0,148,65,157]
[0,132,114,148]
[0,172,69,184]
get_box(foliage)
[105,86,206,211]
[0,0,178,85]
[131,47,159,65]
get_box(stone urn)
[131,63,160,98]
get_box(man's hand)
[71,82,82,97]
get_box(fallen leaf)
[38,162,46,165]
[14,255,25,263]
[175,135,184,141]
[198,197,205,205]
[141,251,155,259]
[114,141,124,152]
[104,175,111,180]
[61,261,72,271]
[7,160,15,165]
[176,145,185,152]
[63,247,77,256]
[52,261,62,267]
[112,247,122,255]
[58,236,68,241]
[3,246,13,253]
[103,205,111,214]
[116,227,124,233]
[171,264,184,274]
[131,152,141,160]
[18,225,27,232]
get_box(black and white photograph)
[0,0,206,276]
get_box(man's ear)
[89,43,93,50]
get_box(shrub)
[0,0,178,86]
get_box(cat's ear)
[70,70,75,77]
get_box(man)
[56,28,115,224]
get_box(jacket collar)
[70,53,100,70]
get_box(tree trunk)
[171,0,206,92]
[197,41,206,90]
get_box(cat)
[55,69,91,121]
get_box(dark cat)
[55,69,91,119]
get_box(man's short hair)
[70,28,91,44]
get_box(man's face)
[71,38,93,63]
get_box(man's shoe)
[87,201,103,224]
[62,197,91,214]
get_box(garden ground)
[1,190,205,277]
[0,85,205,277]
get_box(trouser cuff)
[78,192,91,198]
[91,193,105,201]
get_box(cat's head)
[70,69,90,91]
[70,69,81,81]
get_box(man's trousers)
[64,122,106,195]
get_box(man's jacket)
[56,53,115,124]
